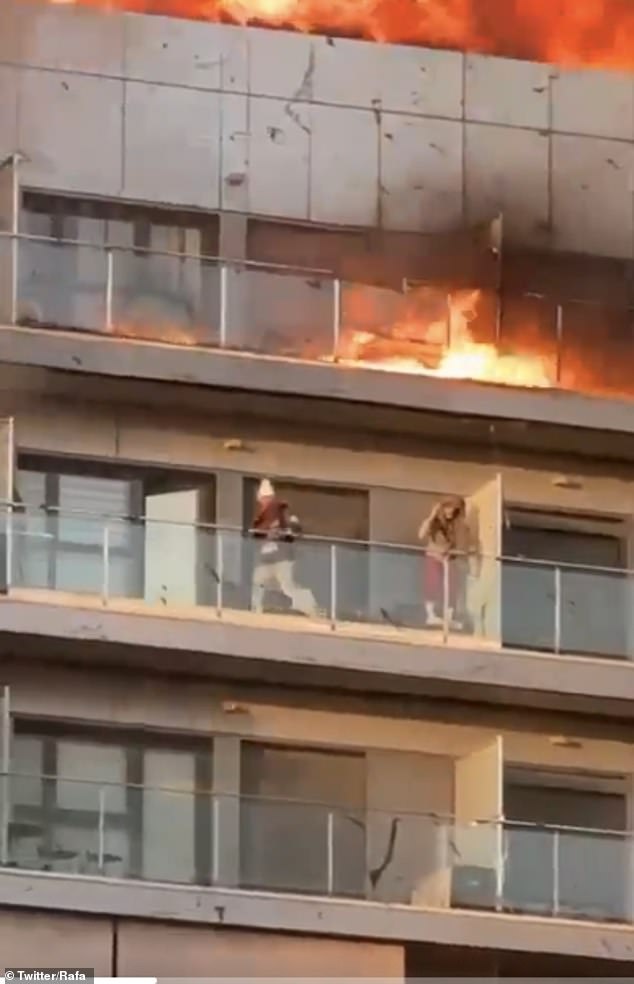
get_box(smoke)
[43,0,634,70]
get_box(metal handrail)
[0,229,335,277]
[2,769,630,837]
[3,228,633,313]
[3,500,633,577]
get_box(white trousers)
[252,558,318,617]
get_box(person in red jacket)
[250,478,318,618]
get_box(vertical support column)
[0,154,20,325]
[218,213,248,350]
[216,471,244,599]
[212,735,241,887]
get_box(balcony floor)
[3,586,634,717]
[0,867,633,962]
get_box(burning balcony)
[1,227,634,401]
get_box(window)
[14,469,143,597]
[10,722,214,886]
[18,193,220,344]
[503,769,628,920]
[239,743,366,896]
[502,511,629,659]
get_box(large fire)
[333,288,552,388]
[45,0,634,71]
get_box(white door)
[0,418,14,591]
[454,737,504,905]
[144,489,202,607]
[466,474,503,643]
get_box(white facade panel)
[124,15,247,92]
[248,96,310,219]
[310,105,378,225]
[0,67,18,161]
[123,82,220,208]
[221,93,249,211]
[551,68,634,141]
[465,123,550,245]
[313,36,462,118]
[19,1,125,76]
[19,70,123,196]
[248,28,314,101]
[552,134,634,258]
[380,114,463,232]
[465,54,550,129]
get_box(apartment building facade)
[1,0,634,976]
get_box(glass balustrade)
[223,263,336,358]
[1,774,631,925]
[5,505,634,661]
[16,237,108,333]
[3,232,634,402]
[110,247,221,347]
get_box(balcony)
[0,772,631,927]
[2,504,634,702]
[1,232,634,436]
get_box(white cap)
[257,478,275,500]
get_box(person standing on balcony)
[250,478,319,618]
[418,495,467,629]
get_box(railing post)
[215,530,224,618]
[97,786,106,874]
[552,828,560,916]
[219,264,228,348]
[329,543,337,630]
[5,502,12,593]
[105,248,114,332]
[211,794,220,884]
[101,523,110,606]
[494,818,504,912]
[326,810,335,895]
[0,685,10,866]
[442,555,450,643]
[332,279,341,360]
[555,303,563,385]
[554,565,562,654]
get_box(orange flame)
[334,289,552,388]
[40,0,634,71]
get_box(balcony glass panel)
[224,264,335,358]
[17,238,107,333]
[111,248,220,347]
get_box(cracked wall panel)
[19,70,123,195]
[380,114,463,233]
[221,93,249,211]
[123,83,220,208]
[313,36,462,118]
[465,54,550,129]
[551,69,634,140]
[248,28,314,101]
[19,1,124,75]
[248,97,310,219]
[124,15,247,91]
[552,135,634,259]
[465,123,549,247]
[310,105,379,226]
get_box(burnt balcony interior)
[1,186,632,401]
[7,451,634,662]
[3,700,634,926]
